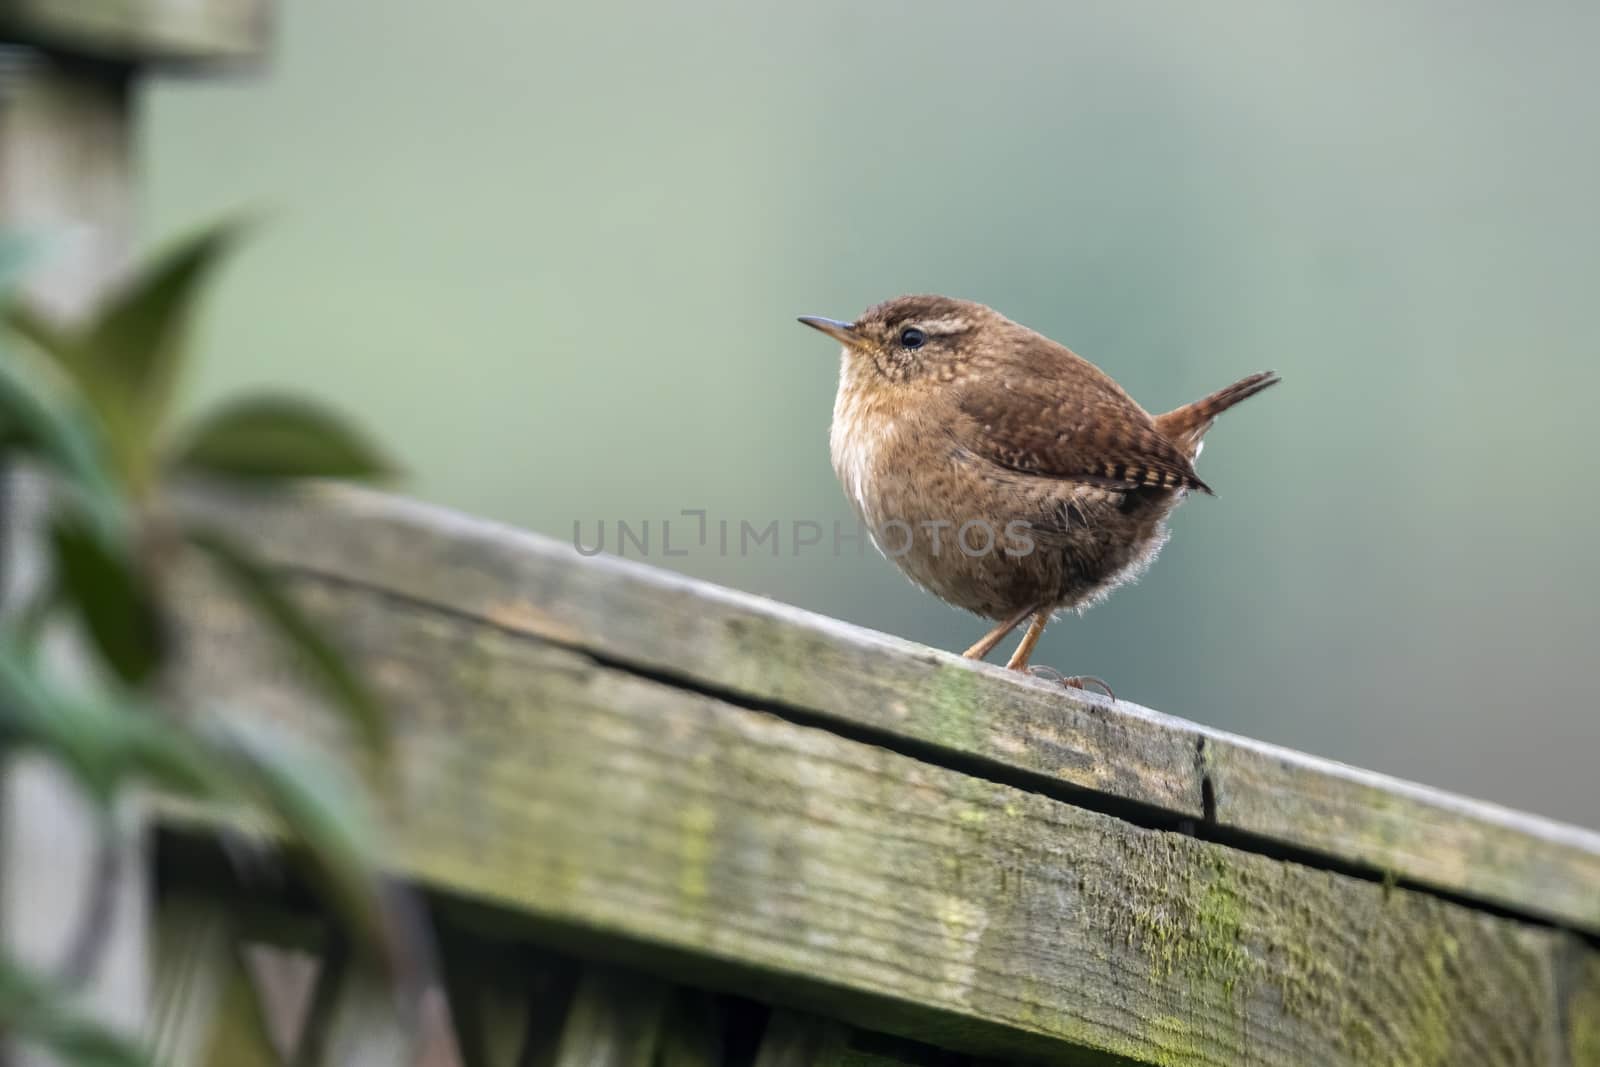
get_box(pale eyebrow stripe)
[919,316,972,335]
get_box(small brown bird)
[799,295,1278,685]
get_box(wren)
[799,295,1278,685]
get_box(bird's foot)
[1026,665,1115,699]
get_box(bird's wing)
[955,363,1210,494]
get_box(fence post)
[0,3,271,1057]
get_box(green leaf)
[12,576,63,650]
[171,394,397,483]
[3,302,144,483]
[0,230,45,296]
[0,641,404,975]
[182,526,389,758]
[81,219,247,468]
[0,640,119,802]
[0,639,227,805]
[203,719,397,965]
[0,953,153,1067]
[49,515,167,686]
[0,338,96,472]
[6,301,86,377]
[0,339,126,539]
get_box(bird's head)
[798,294,1003,386]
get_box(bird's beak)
[797,315,861,348]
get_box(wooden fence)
[2,5,1598,1064]
[147,482,1600,1067]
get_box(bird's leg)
[962,604,1037,661]
[1005,610,1051,671]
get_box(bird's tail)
[1155,371,1280,456]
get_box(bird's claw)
[1027,665,1116,699]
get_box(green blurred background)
[142,2,1598,825]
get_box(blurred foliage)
[0,223,403,1061]
[0,951,147,1067]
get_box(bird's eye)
[899,327,926,349]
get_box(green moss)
[676,800,716,904]
[1193,871,1248,994]
[924,664,985,752]
[1102,847,1255,1000]
[1389,925,1459,1066]
[1570,956,1600,1067]
[1067,824,1539,1065]
[1142,1014,1208,1065]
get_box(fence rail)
[158,483,1600,1067]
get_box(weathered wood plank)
[0,0,270,65]
[752,1013,847,1067]
[516,950,582,1067]
[148,894,235,1067]
[200,947,288,1062]
[656,990,723,1067]
[163,567,1589,1067]
[1198,737,1600,931]
[435,928,575,1067]
[1564,941,1600,1067]
[291,944,420,1067]
[550,967,671,1067]
[171,484,1600,935]
[201,948,285,1067]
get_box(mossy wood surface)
[164,486,1600,1066]
[173,485,1600,935]
[1568,951,1600,1067]
[0,0,269,64]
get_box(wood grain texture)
[163,563,1592,1067]
[171,483,1600,935]
[0,0,270,65]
